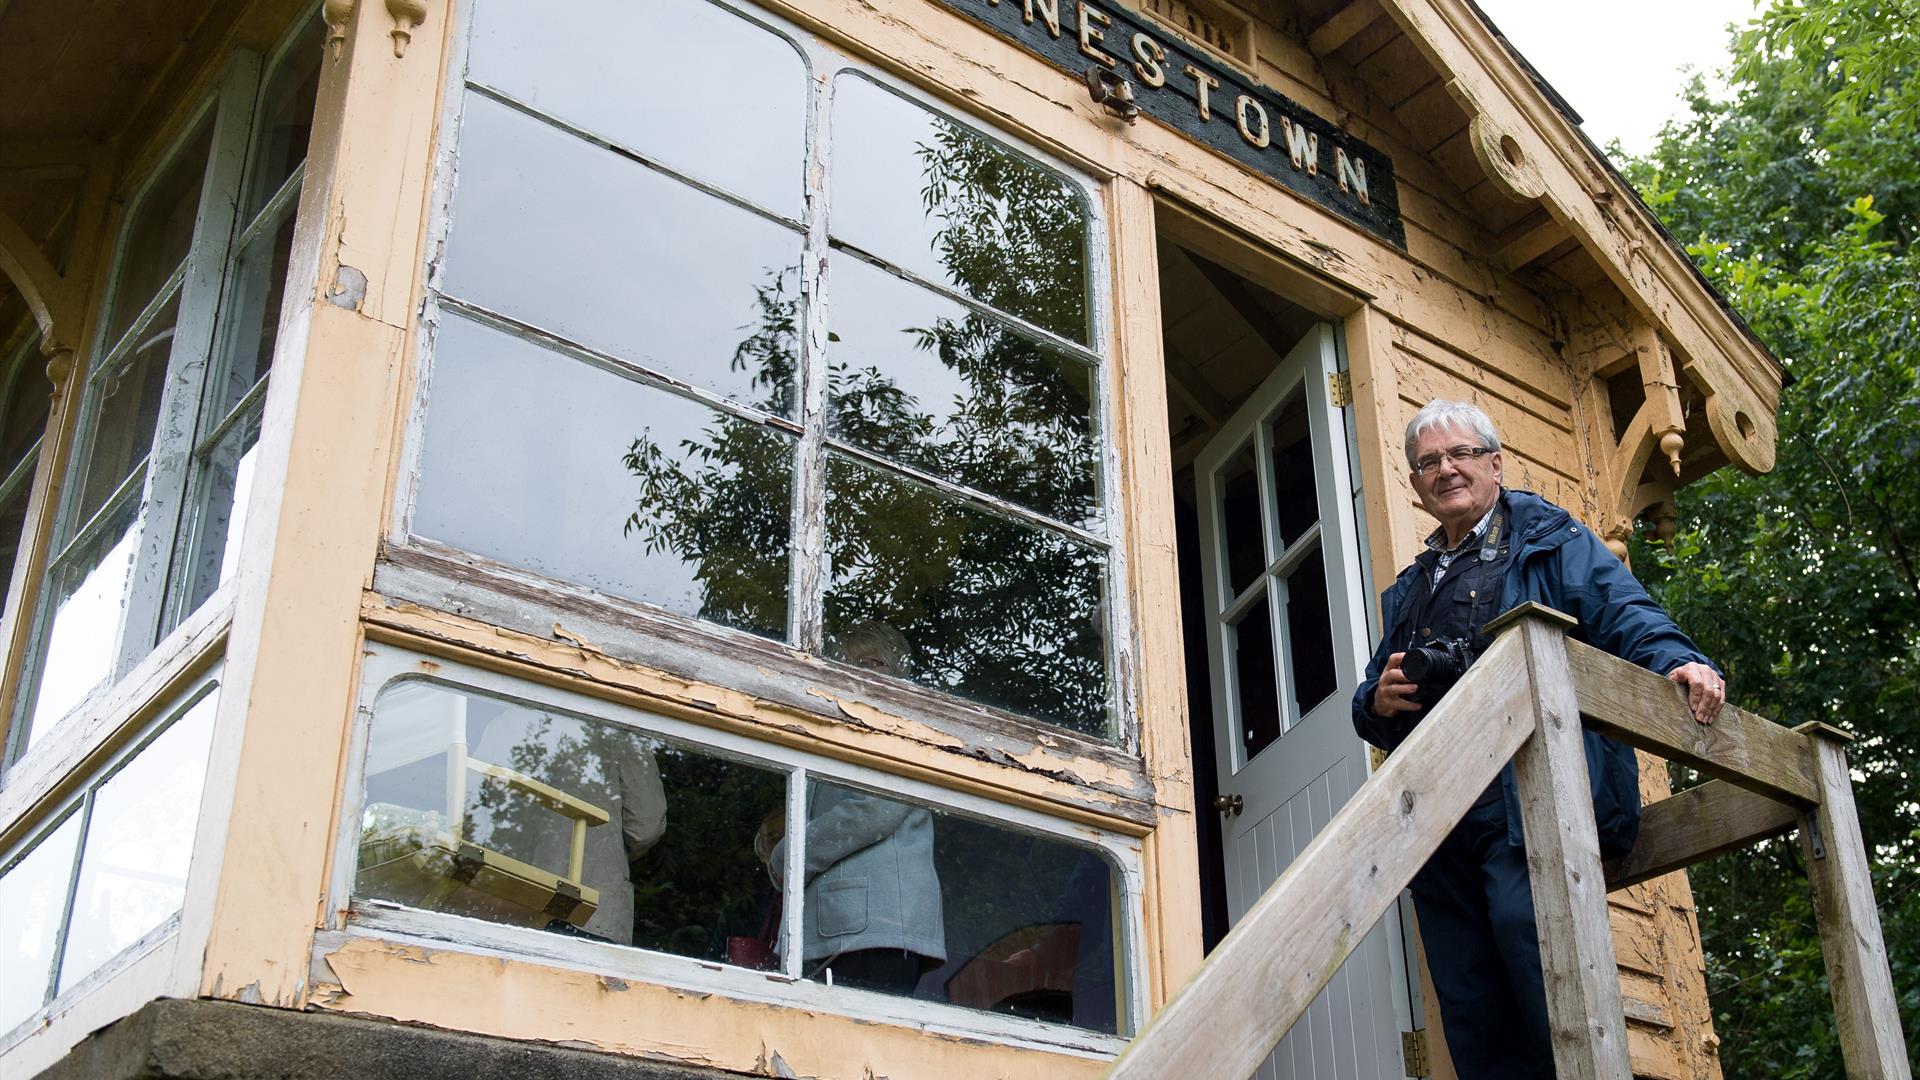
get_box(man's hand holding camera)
[1370,652,1420,717]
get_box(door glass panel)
[441,93,803,414]
[58,690,218,991]
[1283,546,1337,719]
[1217,443,1264,597]
[830,76,1090,344]
[1231,596,1280,760]
[1268,393,1318,549]
[26,499,141,745]
[102,120,213,353]
[0,813,81,1031]
[413,312,795,640]
[467,0,806,218]
[800,778,1125,1034]
[74,291,178,526]
[823,454,1108,736]
[826,255,1098,526]
[357,680,788,959]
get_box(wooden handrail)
[1108,602,1911,1080]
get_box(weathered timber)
[1105,630,1537,1080]
[1796,723,1912,1080]
[1603,779,1799,891]
[1562,637,1817,804]
[1506,603,1633,1080]
[1307,0,1381,55]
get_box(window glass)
[440,93,803,414]
[73,292,178,527]
[823,454,1108,735]
[203,210,295,422]
[826,256,1098,526]
[26,500,140,743]
[356,681,786,957]
[1217,443,1263,597]
[414,313,795,640]
[1232,596,1279,759]
[1283,548,1336,718]
[830,77,1090,344]
[58,689,218,990]
[799,779,1123,1033]
[466,0,805,218]
[0,813,81,1032]
[0,477,32,583]
[102,120,213,353]
[2,338,49,476]
[172,409,261,616]
[244,22,321,219]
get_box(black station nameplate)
[933,0,1406,249]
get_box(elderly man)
[1353,399,1723,1078]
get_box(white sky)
[1471,0,1763,157]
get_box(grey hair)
[1405,400,1501,467]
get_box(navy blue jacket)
[1351,489,1715,857]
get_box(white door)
[1196,324,1405,1079]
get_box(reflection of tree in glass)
[622,120,1107,735]
[913,118,1089,344]
[620,269,797,641]
[627,745,784,961]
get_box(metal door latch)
[1213,793,1244,817]
[1085,65,1140,122]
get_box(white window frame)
[327,642,1147,1054]
[383,0,1136,753]
[6,18,318,766]
[0,662,223,1051]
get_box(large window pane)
[798,779,1124,1033]
[1267,394,1318,549]
[1217,443,1264,597]
[823,455,1107,735]
[414,312,794,640]
[826,256,1098,526]
[356,681,786,958]
[171,408,261,619]
[26,499,141,744]
[73,291,177,526]
[244,21,321,218]
[1232,595,1280,759]
[1283,547,1336,718]
[203,210,294,422]
[3,338,49,476]
[440,93,803,414]
[467,0,805,217]
[58,690,218,990]
[102,120,213,353]
[0,813,81,1032]
[0,473,32,582]
[830,76,1090,344]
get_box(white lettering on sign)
[1024,0,1062,37]
[1235,95,1269,148]
[1183,63,1220,122]
[1283,118,1319,176]
[1131,32,1167,86]
[1079,3,1118,67]
[1336,147,1369,205]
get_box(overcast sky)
[1471,0,1763,157]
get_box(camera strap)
[1478,503,1506,563]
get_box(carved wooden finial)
[324,0,356,59]
[42,341,74,402]
[386,0,427,57]
[1659,429,1685,476]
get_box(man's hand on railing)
[1370,652,1421,717]
[1665,661,1726,725]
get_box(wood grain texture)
[1510,611,1633,1080]
[1604,780,1799,891]
[1796,727,1913,1079]
[1106,630,1536,1080]
[1563,637,1817,805]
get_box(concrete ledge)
[35,998,749,1080]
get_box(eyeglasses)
[1411,445,1496,477]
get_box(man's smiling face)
[1410,422,1503,540]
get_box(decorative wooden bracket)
[386,0,428,58]
[0,209,80,404]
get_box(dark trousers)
[1410,799,1556,1079]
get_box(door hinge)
[1402,1029,1431,1077]
[1328,370,1353,407]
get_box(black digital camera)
[1402,636,1478,708]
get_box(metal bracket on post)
[1085,65,1140,122]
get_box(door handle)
[1213,793,1244,817]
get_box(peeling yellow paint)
[315,938,1110,1079]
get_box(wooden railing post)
[1795,722,1913,1080]
[1489,602,1633,1080]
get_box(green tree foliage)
[1619,3,1919,1073]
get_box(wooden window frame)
[385,0,1138,760]
[326,642,1148,1054]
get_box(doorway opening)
[1156,218,1412,1078]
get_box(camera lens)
[1402,647,1441,682]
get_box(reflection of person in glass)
[768,621,946,993]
